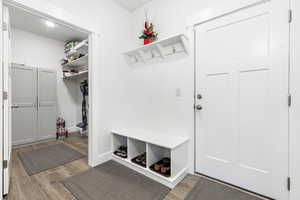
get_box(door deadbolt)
[195,105,203,110]
[197,94,202,100]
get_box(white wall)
[126,0,266,172]
[11,28,79,129]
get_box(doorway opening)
[2,2,94,196]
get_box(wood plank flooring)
[8,135,264,200]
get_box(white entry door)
[37,69,57,140]
[195,1,289,199]
[11,65,37,145]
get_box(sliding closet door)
[37,69,57,140]
[11,65,37,145]
[195,1,289,199]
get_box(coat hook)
[151,51,155,58]
[172,46,176,54]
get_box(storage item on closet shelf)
[56,117,69,139]
[63,69,79,78]
[77,80,88,136]
[131,152,147,168]
[150,157,171,177]
[74,39,88,51]
[64,40,79,54]
[114,145,128,159]
[68,54,80,62]
[61,57,68,65]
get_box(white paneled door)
[195,1,289,199]
[12,66,57,145]
[37,69,57,140]
[11,65,37,145]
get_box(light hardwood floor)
[8,135,265,200]
[7,134,199,200]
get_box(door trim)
[188,0,271,28]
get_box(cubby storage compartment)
[128,138,147,168]
[111,129,189,188]
[147,144,171,177]
[112,134,128,159]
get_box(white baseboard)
[38,135,56,141]
[13,138,36,146]
[89,151,112,167]
[68,126,80,133]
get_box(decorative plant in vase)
[139,21,158,45]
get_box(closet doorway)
[194,1,289,199]
[1,1,97,196]
[7,4,90,146]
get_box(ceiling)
[113,0,152,12]
[8,5,88,42]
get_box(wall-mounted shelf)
[62,54,88,68]
[63,70,88,80]
[111,129,189,188]
[124,34,189,65]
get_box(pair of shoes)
[114,145,128,158]
[132,152,146,167]
[152,158,171,177]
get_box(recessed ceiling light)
[45,20,55,28]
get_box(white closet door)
[290,0,300,199]
[11,65,37,145]
[0,0,3,197]
[37,69,57,140]
[195,1,289,199]
[3,6,12,195]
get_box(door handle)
[11,105,19,109]
[195,105,203,111]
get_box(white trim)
[12,135,55,146]
[38,135,56,141]
[12,138,36,146]
[3,0,93,35]
[67,126,79,134]
[90,151,112,167]
[187,0,271,28]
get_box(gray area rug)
[62,160,170,200]
[186,178,263,200]
[18,143,84,176]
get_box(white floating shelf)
[62,54,88,68]
[124,34,189,65]
[63,70,88,80]
[111,129,189,188]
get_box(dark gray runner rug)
[186,178,263,200]
[62,160,170,200]
[18,143,84,176]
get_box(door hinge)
[3,160,8,169]
[2,22,7,31]
[288,94,292,107]
[289,9,293,23]
[287,177,291,191]
[3,91,8,100]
